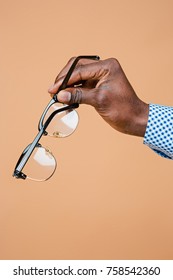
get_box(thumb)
[57,90,72,103]
[57,87,97,107]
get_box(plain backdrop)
[1,0,173,259]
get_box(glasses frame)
[13,55,100,180]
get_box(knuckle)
[71,88,82,104]
[105,57,121,71]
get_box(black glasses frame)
[13,55,100,180]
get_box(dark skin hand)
[48,57,149,137]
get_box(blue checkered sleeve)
[143,104,173,159]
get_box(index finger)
[54,56,100,84]
[48,60,104,95]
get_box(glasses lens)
[23,145,57,181]
[44,103,79,138]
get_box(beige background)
[1,0,173,259]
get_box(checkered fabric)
[144,104,173,159]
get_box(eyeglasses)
[13,55,100,181]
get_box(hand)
[48,57,149,137]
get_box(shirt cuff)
[143,103,173,159]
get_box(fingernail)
[58,90,71,103]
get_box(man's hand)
[48,57,149,137]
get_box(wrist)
[130,100,149,137]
